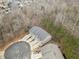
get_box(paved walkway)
[0,51,4,59]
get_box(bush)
[41,18,79,59]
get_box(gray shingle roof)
[29,26,52,41]
[4,41,31,59]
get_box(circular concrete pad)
[4,41,31,59]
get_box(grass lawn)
[41,18,79,59]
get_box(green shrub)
[41,18,79,59]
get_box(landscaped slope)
[41,19,79,59]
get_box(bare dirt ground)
[0,30,27,59]
[0,30,27,51]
